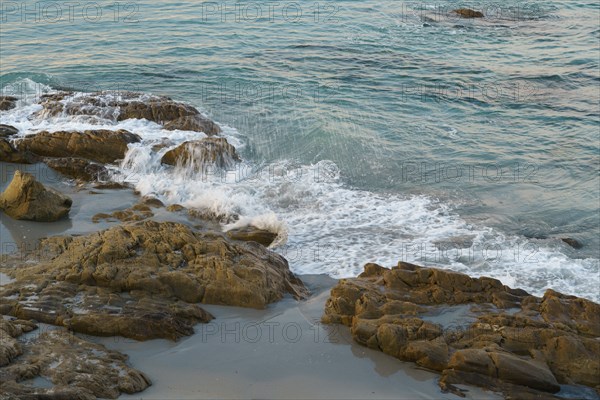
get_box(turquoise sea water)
[1,1,599,299]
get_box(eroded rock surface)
[161,137,241,170]
[0,139,39,164]
[226,226,279,247]
[0,170,72,222]
[322,262,600,399]
[0,96,18,111]
[453,8,484,18]
[0,124,18,137]
[0,220,307,341]
[45,157,109,182]
[15,129,141,164]
[0,318,151,399]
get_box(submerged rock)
[161,137,241,170]
[0,318,151,399]
[322,262,600,398]
[453,8,484,18]
[45,157,109,182]
[0,96,18,111]
[226,226,279,247]
[15,129,141,164]
[561,237,583,249]
[0,170,72,221]
[0,220,308,340]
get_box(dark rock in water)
[161,137,241,170]
[44,157,109,182]
[92,203,154,223]
[0,96,18,111]
[0,124,18,137]
[322,262,600,399]
[15,129,141,164]
[226,226,279,247]
[0,170,72,221]
[0,220,308,341]
[561,238,583,249]
[166,203,186,212]
[93,181,130,190]
[453,8,484,18]
[0,138,39,164]
[141,195,165,208]
[0,318,151,399]
[163,114,221,135]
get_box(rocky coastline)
[1,92,598,399]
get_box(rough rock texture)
[453,8,484,18]
[0,318,151,399]
[0,170,72,221]
[0,220,307,340]
[15,129,141,164]
[561,237,583,249]
[0,124,18,137]
[163,115,221,135]
[322,262,600,399]
[34,91,220,133]
[0,96,17,111]
[161,137,241,170]
[45,157,109,182]
[226,226,278,247]
[92,203,154,223]
[0,138,39,164]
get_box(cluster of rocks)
[0,91,240,187]
[0,318,151,399]
[322,262,600,399]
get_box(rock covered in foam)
[0,96,17,111]
[161,137,241,170]
[322,262,600,398]
[0,318,151,399]
[0,170,72,222]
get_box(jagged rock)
[34,91,219,132]
[322,262,600,398]
[92,203,154,223]
[161,137,241,170]
[226,226,278,247]
[163,115,221,135]
[0,138,39,164]
[0,170,72,221]
[561,237,583,249]
[15,129,141,164]
[0,220,308,340]
[44,157,109,181]
[0,318,151,399]
[0,124,18,137]
[0,96,17,111]
[453,8,484,18]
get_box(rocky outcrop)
[0,96,17,111]
[226,226,279,247]
[35,91,220,133]
[0,318,151,399]
[0,138,39,164]
[0,170,72,221]
[45,157,109,181]
[15,129,141,164]
[453,8,484,18]
[0,124,18,137]
[322,262,600,399]
[161,137,241,170]
[0,220,308,340]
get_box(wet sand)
[0,161,501,400]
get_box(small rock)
[561,238,583,249]
[0,124,18,137]
[0,96,18,111]
[44,157,109,182]
[453,8,484,18]
[226,226,279,247]
[163,115,221,135]
[161,137,241,170]
[0,170,72,221]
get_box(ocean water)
[0,1,598,301]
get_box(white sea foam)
[1,82,598,302]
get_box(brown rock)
[226,226,278,247]
[163,115,221,135]
[0,170,72,221]
[15,129,141,164]
[45,157,109,181]
[322,262,600,398]
[453,8,484,18]
[561,237,583,249]
[0,96,17,111]
[0,138,39,164]
[161,137,241,170]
